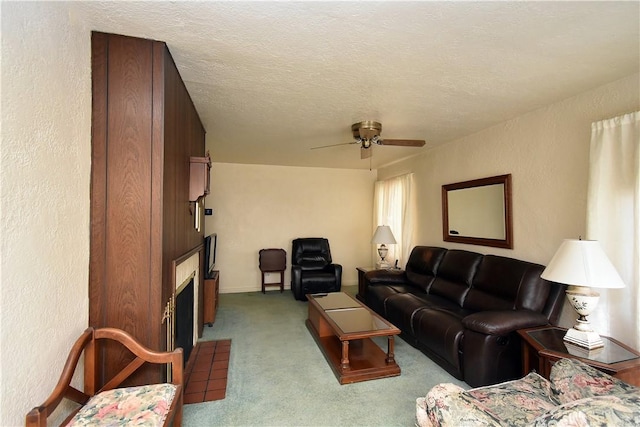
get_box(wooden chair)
[259,248,286,293]
[26,327,183,427]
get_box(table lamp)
[541,238,625,349]
[371,225,397,268]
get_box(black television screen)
[204,233,217,278]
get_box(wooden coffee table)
[306,292,401,384]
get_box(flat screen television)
[204,233,217,278]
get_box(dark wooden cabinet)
[190,154,212,202]
[90,32,206,386]
[203,271,219,326]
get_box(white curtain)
[586,111,640,349]
[372,173,416,268]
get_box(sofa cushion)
[385,292,470,341]
[365,285,402,316]
[412,307,469,374]
[464,255,548,312]
[429,250,482,306]
[462,372,558,424]
[419,372,557,427]
[383,293,430,334]
[405,246,447,292]
[428,278,470,308]
[384,292,470,343]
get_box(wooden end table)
[518,325,640,386]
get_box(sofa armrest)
[532,393,640,426]
[364,269,407,285]
[550,358,640,403]
[419,383,503,427]
[463,310,549,336]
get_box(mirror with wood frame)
[442,174,513,249]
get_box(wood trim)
[442,174,513,249]
[150,40,166,354]
[89,31,108,329]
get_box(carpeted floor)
[182,286,466,426]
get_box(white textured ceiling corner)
[75,1,639,170]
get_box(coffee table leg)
[386,336,396,364]
[341,340,350,371]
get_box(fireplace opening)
[175,278,194,366]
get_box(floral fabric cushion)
[420,372,558,427]
[550,357,639,404]
[531,391,640,426]
[67,383,177,426]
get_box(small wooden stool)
[259,248,286,293]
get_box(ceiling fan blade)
[361,146,372,159]
[310,141,359,150]
[379,139,426,147]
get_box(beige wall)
[203,163,377,292]
[378,73,640,337]
[1,2,91,425]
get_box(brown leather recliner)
[363,246,566,387]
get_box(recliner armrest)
[463,310,549,336]
[329,264,342,289]
[324,263,341,272]
[291,265,303,299]
[364,269,407,285]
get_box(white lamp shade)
[371,225,397,244]
[541,239,625,289]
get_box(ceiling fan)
[312,121,426,159]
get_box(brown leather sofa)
[363,246,566,387]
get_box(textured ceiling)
[74,1,639,170]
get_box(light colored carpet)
[183,286,466,426]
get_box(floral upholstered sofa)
[416,358,640,426]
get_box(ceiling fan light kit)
[352,120,383,144]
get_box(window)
[587,111,639,348]
[373,173,415,268]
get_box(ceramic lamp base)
[563,288,604,349]
[564,341,604,358]
[376,261,391,269]
[563,327,604,349]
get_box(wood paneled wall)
[90,32,205,385]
